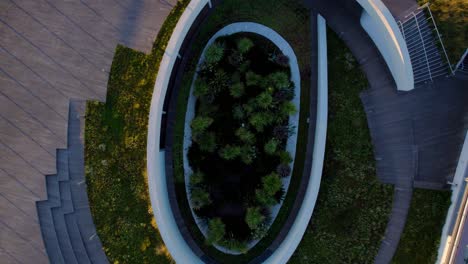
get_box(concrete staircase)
[37,100,108,264]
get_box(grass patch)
[288,30,394,264]
[418,0,468,64]
[84,1,191,263]
[392,189,451,264]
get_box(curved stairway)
[37,100,108,264]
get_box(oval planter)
[182,22,301,254]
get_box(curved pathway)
[0,0,176,262]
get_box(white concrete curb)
[437,132,468,263]
[147,1,209,263]
[182,22,301,254]
[357,0,414,91]
[263,14,328,263]
[147,1,327,263]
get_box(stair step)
[37,175,65,264]
[51,180,79,264]
[64,214,92,264]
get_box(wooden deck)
[0,0,176,262]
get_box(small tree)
[264,139,279,155]
[245,207,265,230]
[229,82,245,98]
[275,54,290,67]
[191,116,213,136]
[236,127,256,144]
[206,218,225,245]
[205,42,224,64]
[191,188,211,210]
[219,145,241,160]
[237,38,254,54]
[257,92,273,109]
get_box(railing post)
[412,12,433,82]
[425,5,454,75]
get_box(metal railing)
[398,3,454,85]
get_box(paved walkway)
[0,0,176,262]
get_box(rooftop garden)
[185,33,298,252]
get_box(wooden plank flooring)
[0,0,176,262]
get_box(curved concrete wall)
[147,0,208,263]
[263,14,328,263]
[357,0,414,91]
[147,2,327,263]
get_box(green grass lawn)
[84,0,453,263]
[392,189,451,264]
[418,0,468,64]
[288,30,394,264]
[83,1,190,263]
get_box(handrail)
[412,11,433,81]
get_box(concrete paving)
[0,0,176,262]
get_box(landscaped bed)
[185,32,298,253]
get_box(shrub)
[252,223,269,240]
[204,42,224,64]
[257,92,273,109]
[264,139,279,155]
[206,218,225,245]
[268,72,290,89]
[246,71,262,86]
[273,125,292,141]
[280,101,297,117]
[274,87,295,103]
[209,69,230,93]
[240,145,256,165]
[276,163,291,178]
[239,60,251,73]
[190,171,205,186]
[256,173,282,206]
[197,132,217,153]
[220,239,248,254]
[191,116,213,136]
[219,145,241,160]
[191,188,212,210]
[255,188,276,206]
[230,82,245,98]
[249,112,274,132]
[245,207,265,230]
[237,38,254,54]
[228,52,244,67]
[232,105,245,120]
[236,127,256,144]
[262,173,282,195]
[278,150,293,164]
[193,78,209,97]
